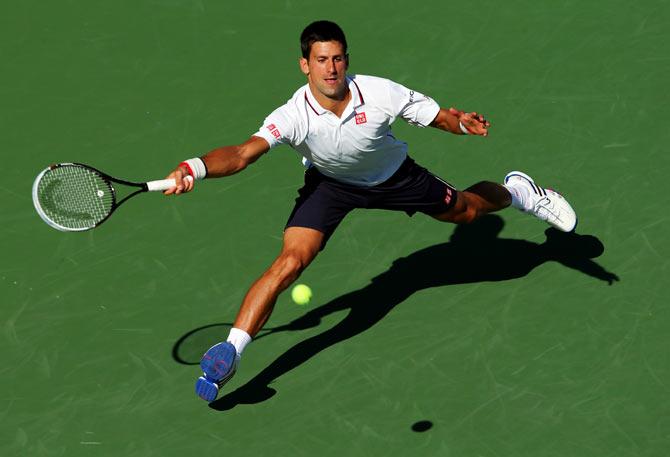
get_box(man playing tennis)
[164,20,577,402]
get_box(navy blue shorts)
[285,157,458,246]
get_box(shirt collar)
[304,75,365,116]
[348,76,365,109]
[304,85,327,115]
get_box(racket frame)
[32,162,160,232]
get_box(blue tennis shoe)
[195,341,239,402]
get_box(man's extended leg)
[196,226,324,402]
[432,181,511,223]
[432,174,577,232]
[233,226,324,337]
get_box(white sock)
[227,327,252,356]
[504,184,530,211]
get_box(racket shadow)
[173,323,278,366]
[199,215,618,411]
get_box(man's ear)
[345,53,350,70]
[299,57,309,75]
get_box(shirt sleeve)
[387,80,440,128]
[252,104,298,148]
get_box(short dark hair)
[300,20,347,58]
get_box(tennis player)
[164,20,577,402]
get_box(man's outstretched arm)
[163,135,271,195]
[430,107,490,136]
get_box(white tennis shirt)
[253,74,440,186]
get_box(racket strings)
[36,165,114,230]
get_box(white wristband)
[179,157,207,180]
[458,121,470,135]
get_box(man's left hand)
[448,107,491,136]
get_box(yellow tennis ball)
[291,284,312,305]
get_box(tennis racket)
[32,162,189,232]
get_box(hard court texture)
[1,1,669,456]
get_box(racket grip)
[146,176,193,192]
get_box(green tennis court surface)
[2,1,669,455]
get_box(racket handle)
[146,176,193,192]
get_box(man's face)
[300,40,349,100]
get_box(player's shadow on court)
[195,215,618,410]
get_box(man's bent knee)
[431,191,479,224]
[268,227,324,289]
[272,252,306,284]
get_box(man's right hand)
[163,165,194,195]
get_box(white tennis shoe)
[504,171,577,232]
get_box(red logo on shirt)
[266,124,281,139]
[445,188,453,205]
[355,112,367,125]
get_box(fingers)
[460,111,491,136]
[163,173,178,195]
[475,112,491,128]
[163,170,182,195]
[173,175,194,195]
[184,175,194,192]
[163,168,195,195]
[469,112,490,127]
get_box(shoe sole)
[196,376,220,402]
[200,342,237,381]
[196,342,238,402]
